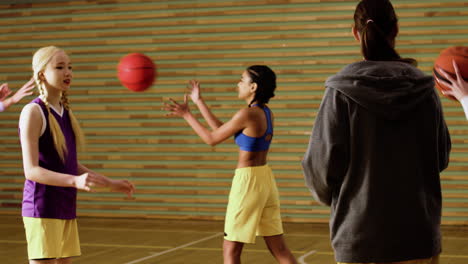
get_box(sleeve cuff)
[0,101,4,112]
[461,96,468,120]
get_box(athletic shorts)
[337,255,439,264]
[23,217,81,260]
[224,165,283,243]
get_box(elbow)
[302,169,333,206]
[308,187,332,207]
[207,140,219,147]
[301,158,308,171]
[24,173,34,181]
[315,194,332,207]
[23,166,41,182]
[24,169,37,181]
[301,158,313,179]
[305,179,333,207]
[204,136,220,147]
[301,153,313,169]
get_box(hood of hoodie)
[325,60,435,120]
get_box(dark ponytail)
[354,0,416,65]
[246,65,276,107]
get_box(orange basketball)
[117,53,156,92]
[433,46,468,100]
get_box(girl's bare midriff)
[237,150,268,168]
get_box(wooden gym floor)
[1,215,468,264]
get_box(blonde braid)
[61,91,85,151]
[37,82,67,162]
[36,78,46,101]
[61,90,69,110]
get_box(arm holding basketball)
[164,95,247,146]
[436,61,468,119]
[436,61,468,102]
[188,80,223,129]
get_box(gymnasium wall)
[0,0,467,225]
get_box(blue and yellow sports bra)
[234,105,273,152]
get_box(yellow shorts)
[338,255,439,264]
[224,165,283,243]
[23,217,81,260]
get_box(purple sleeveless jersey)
[21,97,78,219]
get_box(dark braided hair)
[246,65,276,107]
[354,0,416,65]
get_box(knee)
[223,241,243,258]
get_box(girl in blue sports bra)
[164,65,297,264]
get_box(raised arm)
[20,104,108,192]
[188,80,223,129]
[164,94,247,146]
[0,83,12,101]
[1,78,35,111]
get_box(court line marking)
[440,254,468,259]
[2,239,468,259]
[183,246,310,254]
[0,240,25,244]
[75,247,116,262]
[0,224,220,234]
[0,240,172,249]
[298,250,317,264]
[0,225,330,238]
[81,226,219,234]
[5,224,468,241]
[82,243,172,250]
[123,232,223,264]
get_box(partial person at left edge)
[0,78,35,112]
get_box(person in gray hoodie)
[301,0,451,263]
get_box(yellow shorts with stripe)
[337,255,439,264]
[23,217,81,260]
[224,165,283,244]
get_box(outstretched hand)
[0,83,12,101]
[75,172,135,198]
[163,94,191,118]
[11,78,35,104]
[109,179,135,198]
[188,80,202,104]
[436,60,468,102]
[74,172,110,192]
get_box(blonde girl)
[19,46,135,264]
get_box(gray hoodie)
[302,60,451,263]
